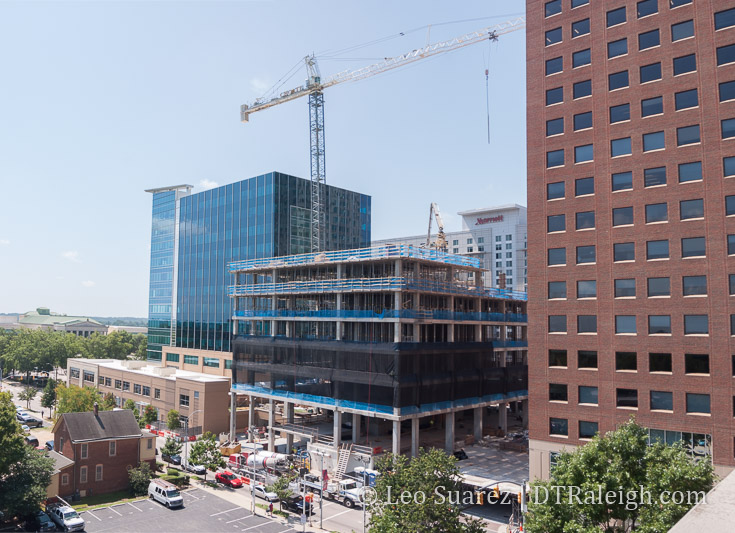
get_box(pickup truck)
[324,479,365,508]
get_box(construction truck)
[323,479,365,508]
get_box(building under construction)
[227,244,528,462]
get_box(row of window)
[546,160,733,199]
[549,384,712,414]
[75,464,105,484]
[545,0,697,21]
[546,16,696,49]
[548,314,709,335]
[546,89,710,135]
[548,198,717,232]
[549,391,711,437]
[105,376,161,399]
[548,237,709,266]
[547,125,710,168]
[549,275,712,300]
[548,349,718,373]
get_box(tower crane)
[426,202,448,252]
[240,16,526,252]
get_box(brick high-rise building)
[527,0,735,479]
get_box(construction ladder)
[333,443,352,481]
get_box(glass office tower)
[146,172,371,361]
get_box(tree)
[142,405,158,426]
[55,383,102,416]
[167,409,181,430]
[0,445,54,520]
[524,419,716,533]
[18,386,38,410]
[124,398,137,411]
[0,392,25,479]
[268,473,295,511]
[161,437,183,462]
[102,392,116,411]
[128,461,153,496]
[369,448,486,533]
[188,432,224,481]
[41,379,57,417]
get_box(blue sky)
[0,0,527,317]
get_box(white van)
[148,479,184,508]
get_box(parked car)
[25,436,40,447]
[182,461,206,475]
[215,471,243,488]
[162,453,181,465]
[252,485,278,502]
[45,441,54,451]
[24,417,43,428]
[21,425,30,435]
[148,479,184,508]
[46,503,85,532]
[24,510,56,532]
[283,495,312,515]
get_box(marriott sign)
[475,214,504,225]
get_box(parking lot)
[79,488,296,533]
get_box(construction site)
[225,244,527,484]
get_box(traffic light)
[517,492,522,504]
[492,486,500,500]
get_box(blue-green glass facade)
[147,172,370,359]
[147,190,177,361]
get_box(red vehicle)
[216,471,243,488]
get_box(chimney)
[94,402,99,417]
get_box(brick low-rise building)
[52,407,155,498]
[66,358,230,434]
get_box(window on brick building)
[575,176,594,196]
[615,278,636,297]
[650,353,672,373]
[578,350,597,369]
[549,315,567,333]
[647,277,670,297]
[573,79,592,98]
[644,166,666,187]
[640,62,662,83]
[675,89,698,110]
[637,0,658,18]
[609,70,629,91]
[573,48,591,67]
[550,418,568,436]
[617,388,638,408]
[549,349,567,367]
[577,280,597,298]
[549,383,568,402]
[648,315,672,334]
[647,239,669,259]
[671,20,694,41]
[715,8,735,30]
[673,53,696,75]
[607,7,626,27]
[639,29,660,50]
[614,242,635,261]
[572,18,590,38]
[546,56,563,75]
[612,171,633,191]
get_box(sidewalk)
[191,479,324,532]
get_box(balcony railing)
[228,276,528,301]
[233,309,528,322]
[227,244,481,272]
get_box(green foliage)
[268,473,294,511]
[524,419,716,533]
[18,385,38,409]
[0,445,54,520]
[41,378,57,412]
[188,432,224,481]
[128,461,152,496]
[167,409,181,430]
[369,448,486,533]
[0,392,25,478]
[102,392,116,411]
[142,405,158,425]
[161,437,183,458]
[167,468,180,476]
[0,329,149,381]
[124,398,137,411]
[55,383,103,416]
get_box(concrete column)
[394,258,402,343]
[352,413,361,443]
[229,391,236,441]
[498,403,508,435]
[411,418,420,458]
[444,411,455,454]
[392,420,401,456]
[473,407,483,442]
[522,399,528,429]
[285,402,294,452]
[268,399,275,451]
[333,409,342,449]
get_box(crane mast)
[240,16,526,252]
[426,202,448,252]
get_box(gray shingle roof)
[60,410,142,443]
[47,450,74,473]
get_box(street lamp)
[357,455,371,533]
[311,450,328,530]
[183,409,204,469]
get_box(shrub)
[167,468,180,476]
[128,462,152,496]
[155,461,164,472]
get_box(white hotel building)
[372,204,528,293]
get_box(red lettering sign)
[475,215,504,225]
